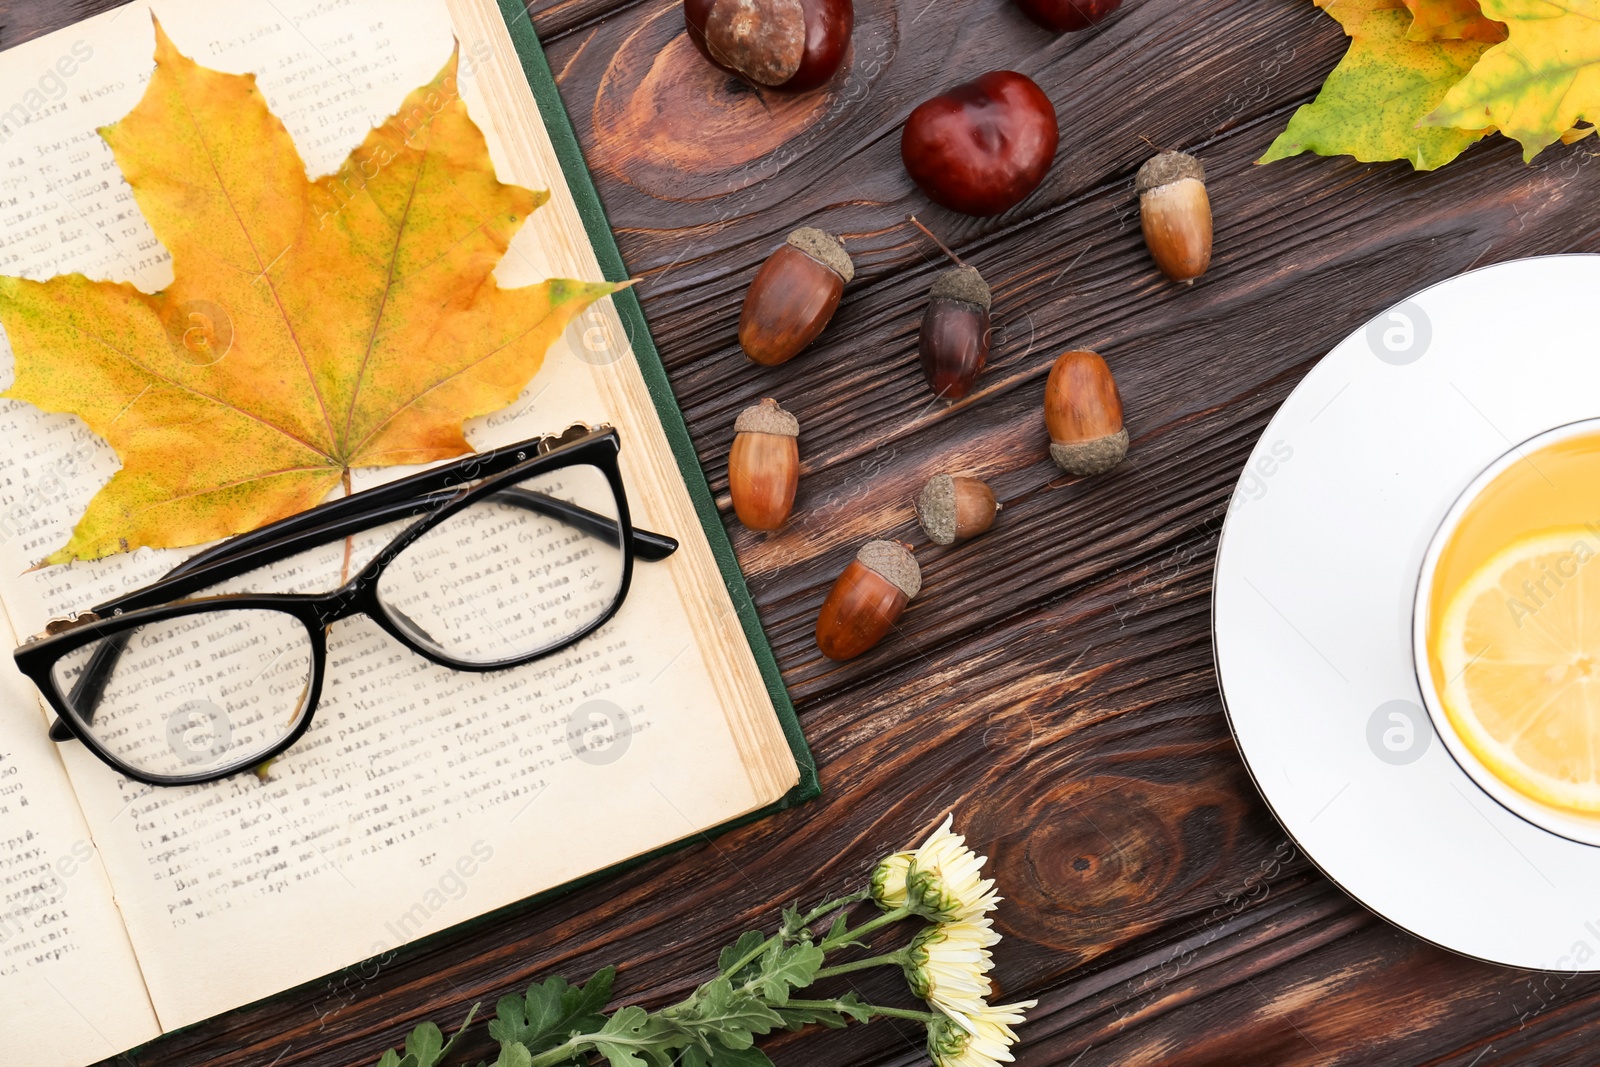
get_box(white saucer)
[1213,254,1600,971]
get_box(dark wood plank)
[1,0,1597,1064]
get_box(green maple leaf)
[1261,0,1492,169]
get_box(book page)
[0,0,798,1037]
[0,616,159,1064]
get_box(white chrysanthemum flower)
[904,918,1001,1025]
[927,1000,1038,1066]
[903,815,1001,922]
[870,851,914,910]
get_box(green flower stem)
[811,949,911,981]
[717,892,868,981]
[785,999,939,1024]
[526,1037,585,1067]
[823,905,912,950]
[802,891,869,926]
[719,937,774,980]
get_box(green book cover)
[495,0,818,816]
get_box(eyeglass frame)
[12,425,678,787]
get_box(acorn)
[1136,151,1212,284]
[815,540,920,661]
[1045,349,1127,475]
[916,474,999,545]
[911,217,991,400]
[683,0,853,92]
[729,398,800,531]
[739,227,854,366]
[920,265,993,400]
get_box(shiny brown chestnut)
[739,227,854,366]
[901,71,1058,217]
[684,0,853,92]
[1045,349,1127,475]
[729,398,800,531]
[1014,0,1123,32]
[917,474,999,545]
[815,540,920,661]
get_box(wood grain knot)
[967,769,1248,961]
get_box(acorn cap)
[734,397,799,437]
[787,227,855,283]
[928,266,992,310]
[1050,428,1129,476]
[1135,151,1205,194]
[916,474,958,545]
[858,540,921,599]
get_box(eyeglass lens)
[47,462,628,780]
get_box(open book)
[0,1,812,1063]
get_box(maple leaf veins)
[0,20,621,565]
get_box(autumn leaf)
[1260,0,1494,169]
[1401,0,1508,42]
[0,20,620,565]
[1424,0,1600,160]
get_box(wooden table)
[9,0,1597,1062]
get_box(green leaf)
[492,1046,534,1067]
[718,932,769,978]
[437,1004,481,1064]
[590,1005,676,1067]
[750,943,824,1006]
[775,994,874,1032]
[678,978,785,1051]
[1260,0,1491,169]
[488,968,615,1054]
[678,1039,778,1067]
[403,1023,445,1067]
[377,1007,481,1067]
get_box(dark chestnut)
[684,0,853,92]
[1014,0,1124,32]
[900,71,1059,217]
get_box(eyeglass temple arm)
[178,489,677,578]
[48,489,677,743]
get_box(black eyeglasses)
[13,425,677,787]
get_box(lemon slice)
[1436,526,1600,812]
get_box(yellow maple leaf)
[1424,0,1600,159]
[1402,0,1509,42]
[0,20,620,565]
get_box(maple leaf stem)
[339,469,355,586]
